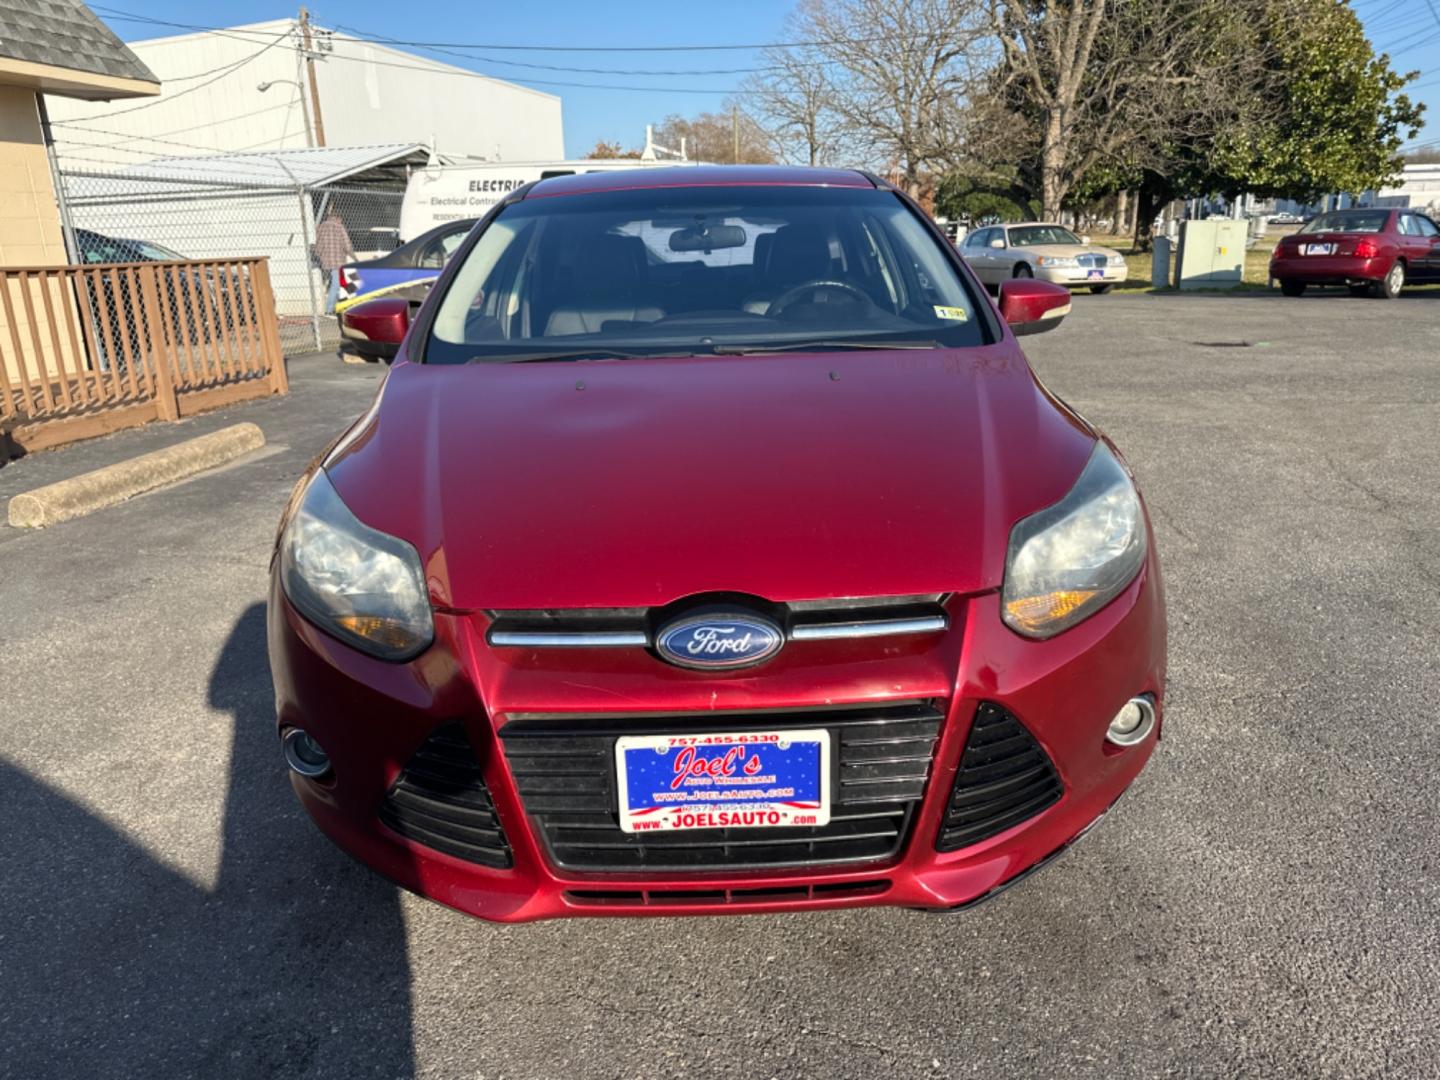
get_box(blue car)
[335,219,475,361]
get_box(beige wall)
[0,84,67,267]
[1,84,72,395]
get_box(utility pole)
[299,8,326,147]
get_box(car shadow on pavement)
[0,604,416,1078]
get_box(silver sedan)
[961,223,1129,293]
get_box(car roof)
[524,165,876,199]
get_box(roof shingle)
[0,0,157,84]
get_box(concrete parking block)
[6,422,266,528]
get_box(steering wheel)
[767,279,872,317]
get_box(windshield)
[1007,225,1082,247]
[1299,211,1388,234]
[79,235,184,263]
[424,185,986,363]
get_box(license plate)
[615,730,830,833]
[1087,269,1105,279]
[1304,243,1335,255]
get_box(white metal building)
[43,19,563,169]
[1374,164,1440,216]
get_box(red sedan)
[1270,207,1440,297]
[268,166,1166,922]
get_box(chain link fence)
[55,167,405,356]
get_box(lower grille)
[937,703,1063,851]
[378,722,513,868]
[501,701,942,871]
[565,880,890,907]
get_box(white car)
[961,223,1128,293]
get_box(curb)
[6,423,267,529]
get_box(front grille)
[486,593,947,645]
[500,701,942,871]
[378,722,513,868]
[937,703,1063,851]
[1077,254,1106,268]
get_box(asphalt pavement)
[1,290,1438,1079]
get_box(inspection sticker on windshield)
[933,305,969,321]
[615,730,830,833]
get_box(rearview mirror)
[998,279,1072,336]
[342,297,410,346]
[669,224,746,252]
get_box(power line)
[55,27,291,120]
[54,129,265,156]
[90,11,765,94]
[92,6,891,54]
[300,40,763,94]
[55,102,296,145]
[329,22,780,76]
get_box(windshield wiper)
[467,348,645,365]
[710,339,941,356]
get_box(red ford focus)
[1269,207,1440,298]
[268,166,1166,922]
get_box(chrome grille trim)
[489,616,948,648]
[485,595,950,649]
[789,615,948,641]
[489,630,648,648]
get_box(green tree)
[935,170,1037,222]
[981,0,1422,248]
[1207,0,1423,202]
[1123,0,1423,249]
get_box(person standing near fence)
[313,207,354,314]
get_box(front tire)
[1373,260,1404,299]
[1279,279,1305,297]
[1014,264,1033,279]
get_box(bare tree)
[989,0,1108,218]
[768,0,992,198]
[987,0,1273,221]
[587,139,642,160]
[744,39,842,167]
[653,110,776,164]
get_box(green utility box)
[1175,219,1247,288]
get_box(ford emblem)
[655,612,784,670]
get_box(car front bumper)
[268,547,1166,923]
[1036,265,1129,286]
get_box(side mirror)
[989,238,1005,249]
[342,297,410,346]
[998,279,1072,336]
[1081,234,1091,245]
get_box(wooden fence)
[0,257,287,457]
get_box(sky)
[96,0,1440,160]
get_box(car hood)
[326,348,1096,610]
[1015,244,1117,260]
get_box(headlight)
[1107,254,1126,265]
[279,470,433,660]
[1001,443,1147,638]
[1036,255,1078,267]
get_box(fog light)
[282,728,332,777]
[1106,696,1156,747]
